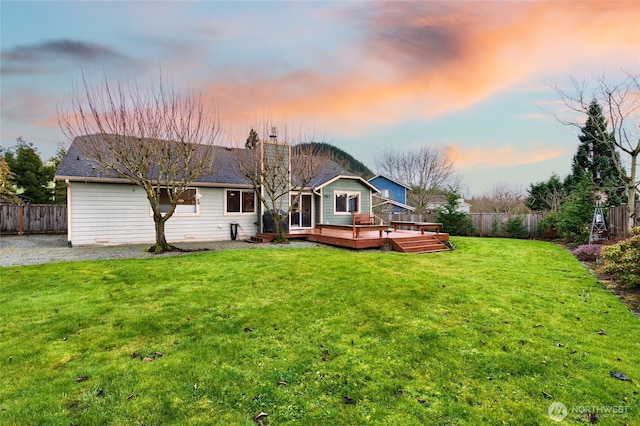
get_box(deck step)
[247,233,276,244]
[390,236,451,254]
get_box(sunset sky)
[1,1,638,195]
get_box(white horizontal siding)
[68,182,258,246]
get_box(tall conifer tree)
[564,100,627,205]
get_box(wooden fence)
[378,203,640,240]
[0,204,67,235]
[377,212,542,238]
[470,213,542,238]
[607,204,640,240]
[1,202,636,239]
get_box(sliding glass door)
[290,193,313,228]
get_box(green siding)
[321,178,372,225]
[314,194,321,225]
[260,141,290,215]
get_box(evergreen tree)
[557,178,594,244]
[564,100,627,205]
[436,187,474,236]
[0,156,19,202]
[245,128,259,149]
[526,173,566,212]
[4,137,54,203]
[295,142,374,178]
[49,146,67,203]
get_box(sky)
[1,1,639,196]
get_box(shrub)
[491,217,501,237]
[571,244,602,262]
[601,227,640,288]
[503,216,527,239]
[437,188,475,236]
[538,211,560,236]
[555,179,594,245]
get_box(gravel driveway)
[0,234,320,267]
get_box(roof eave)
[314,175,380,192]
[56,175,254,189]
[372,196,416,211]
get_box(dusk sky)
[1,1,639,195]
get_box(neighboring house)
[425,195,472,214]
[368,175,415,214]
[55,134,378,246]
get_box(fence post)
[25,201,31,236]
[18,203,24,235]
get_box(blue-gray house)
[368,175,415,214]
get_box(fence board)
[608,203,640,240]
[0,204,67,235]
[470,213,542,238]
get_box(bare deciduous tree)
[234,124,332,243]
[470,183,529,214]
[375,146,460,213]
[555,72,640,232]
[58,72,221,253]
[540,187,567,213]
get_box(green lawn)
[1,238,638,425]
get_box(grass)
[1,237,639,425]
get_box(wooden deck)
[252,226,451,254]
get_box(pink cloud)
[199,1,639,138]
[445,142,570,170]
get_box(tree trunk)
[273,212,288,243]
[627,154,637,234]
[149,215,172,253]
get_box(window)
[226,189,255,214]
[335,191,360,214]
[157,188,198,215]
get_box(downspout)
[65,179,72,247]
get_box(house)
[368,175,415,214]
[425,195,472,213]
[55,134,379,246]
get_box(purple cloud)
[1,39,128,75]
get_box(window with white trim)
[335,191,360,214]
[157,188,199,215]
[226,189,255,214]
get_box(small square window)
[226,190,255,214]
[335,191,360,214]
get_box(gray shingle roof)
[55,134,353,188]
